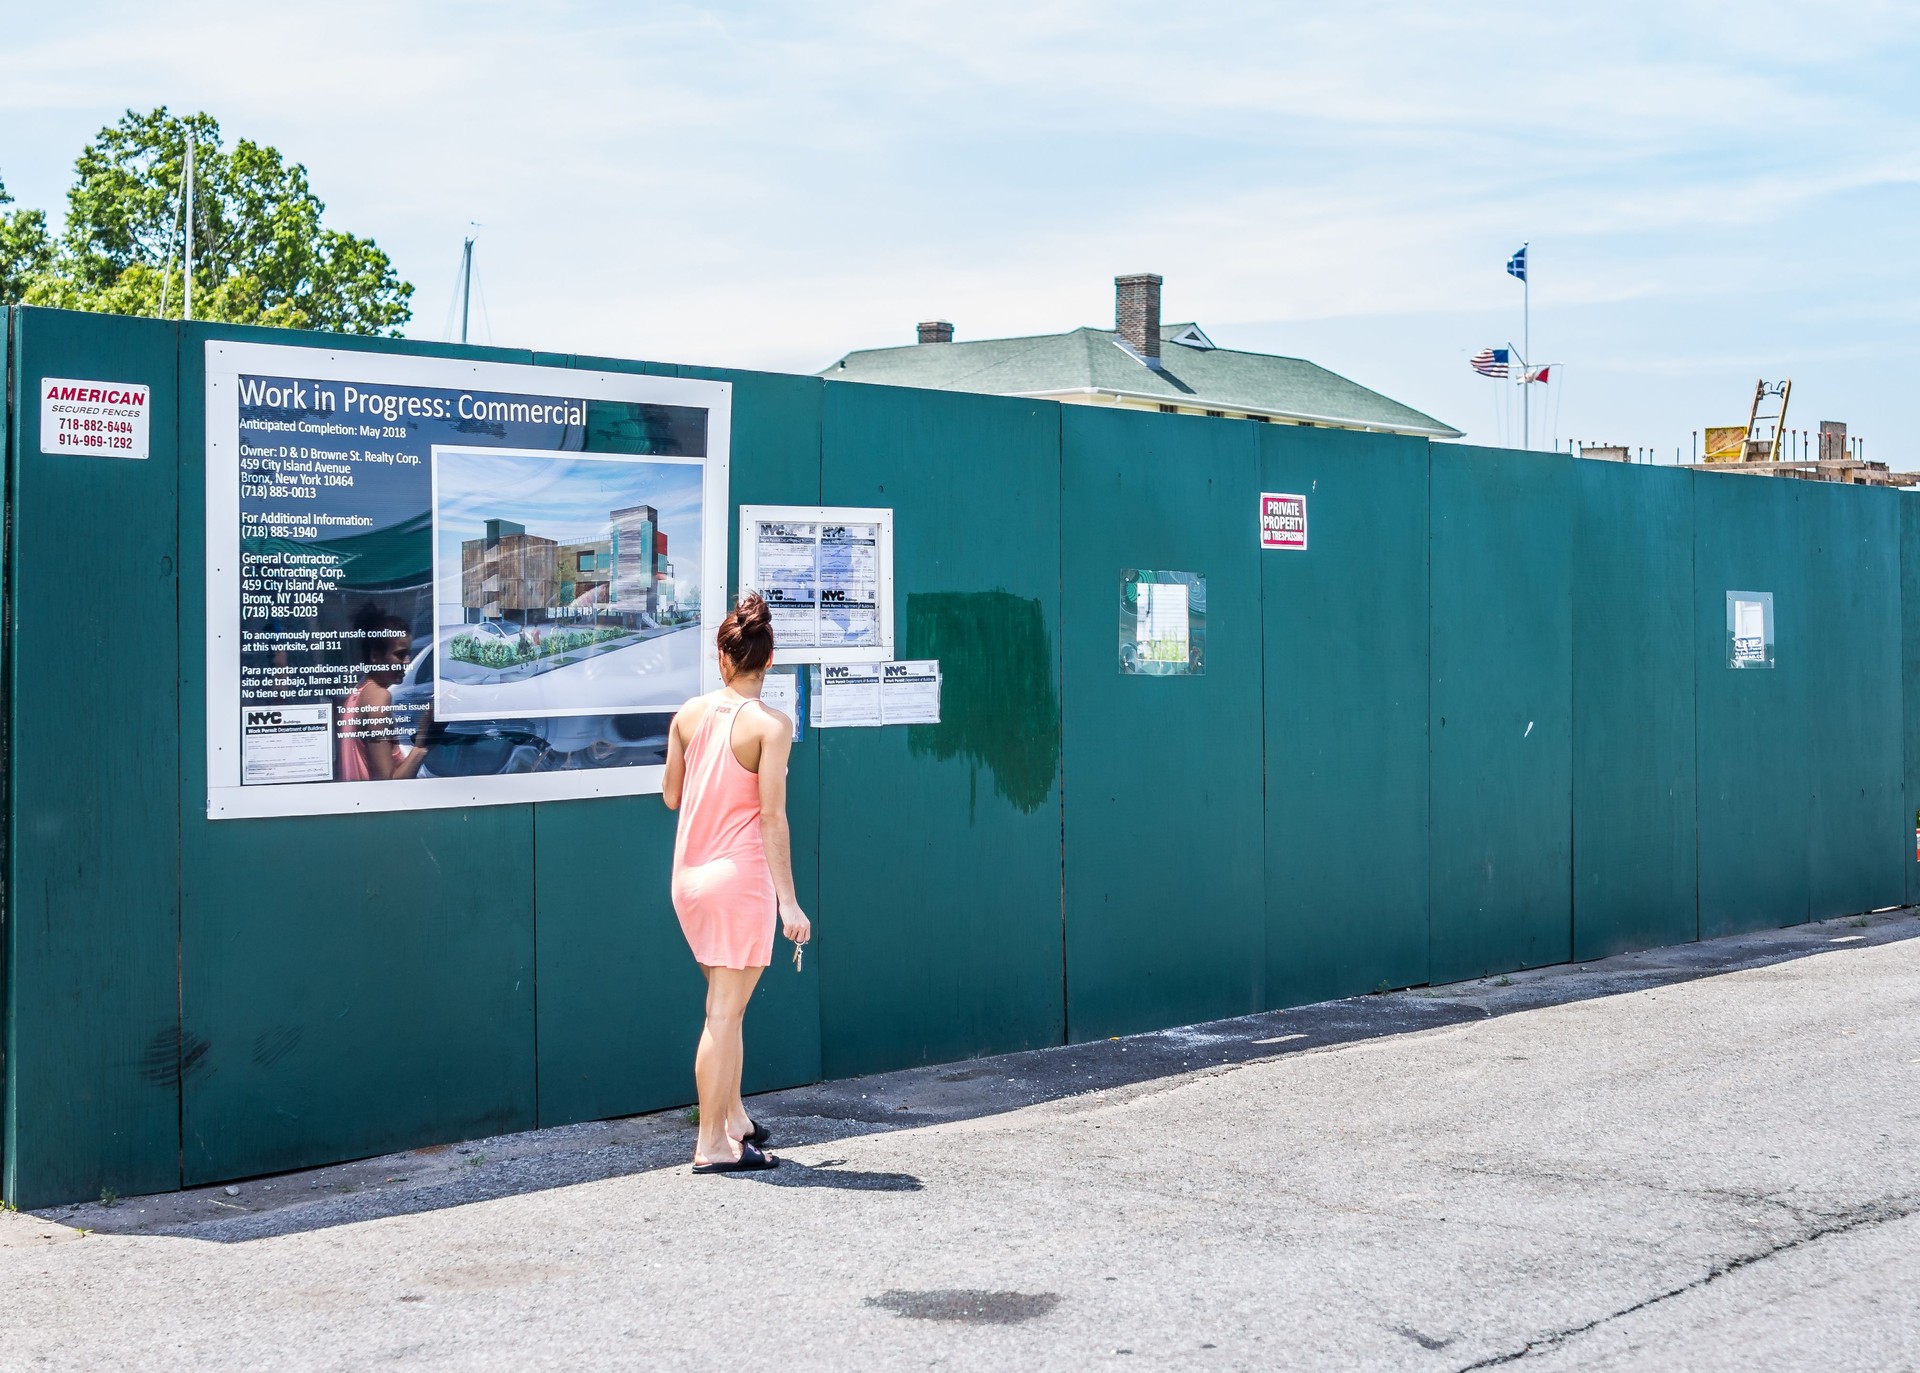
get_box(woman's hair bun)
[733,591,772,633]
[717,590,776,672]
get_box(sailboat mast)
[183,137,195,323]
[458,236,475,345]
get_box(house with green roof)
[820,273,1462,440]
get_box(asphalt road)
[6,911,1917,1371]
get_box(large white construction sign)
[204,341,730,818]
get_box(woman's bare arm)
[755,711,810,943]
[357,681,404,781]
[392,704,435,780]
[662,709,689,809]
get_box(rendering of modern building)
[611,505,665,615]
[821,273,1462,440]
[556,538,613,608]
[461,509,670,623]
[460,518,558,623]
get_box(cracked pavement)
[5,910,1919,1371]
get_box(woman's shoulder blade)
[741,695,788,730]
[674,692,719,732]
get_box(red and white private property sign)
[1259,491,1307,550]
[40,376,150,459]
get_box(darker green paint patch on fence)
[905,590,1060,816]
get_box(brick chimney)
[917,320,954,344]
[1115,273,1163,365]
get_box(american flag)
[1470,347,1510,378]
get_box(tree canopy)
[1,108,412,335]
[0,176,54,306]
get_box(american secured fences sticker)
[41,377,151,459]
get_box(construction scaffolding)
[1685,380,1914,487]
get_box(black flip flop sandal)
[739,1122,770,1148]
[691,1141,777,1174]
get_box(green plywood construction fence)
[1905,496,1920,908]
[1571,461,1697,961]
[817,383,1065,1075]
[1428,444,1574,984]
[1800,481,1905,920]
[5,304,1916,1207]
[1694,476,1812,937]
[1260,425,1430,1005]
[4,308,183,1205]
[1060,405,1265,1040]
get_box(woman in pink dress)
[340,608,433,782]
[663,592,810,1173]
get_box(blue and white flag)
[1506,245,1528,282]
[1470,347,1510,378]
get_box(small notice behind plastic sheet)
[1726,590,1774,669]
[810,663,881,727]
[818,523,881,647]
[756,522,825,646]
[241,704,334,784]
[756,520,880,649]
[760,665,804,741]
[1120,570,1205,675]
[739,505,894,663]
[40,376,150,458]
[880,660,941,724]
[808,660,940,727]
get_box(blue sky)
[5,3,1917,463]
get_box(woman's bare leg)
[693,965,763,1165]
[696,967,754,1141]
[725,1001,755,1143]
[724,967,763,1139]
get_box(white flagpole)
[1522,243,1530,450]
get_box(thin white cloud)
[1,1,1915,453]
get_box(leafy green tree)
[8,108,411,335]
[0,175,55,305]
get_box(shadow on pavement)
[49,909,1919,1243]
[741,1158,924,1191]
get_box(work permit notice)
[756,521,881,649]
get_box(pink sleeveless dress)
[339,681,404,781]
[671,696,776,969]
